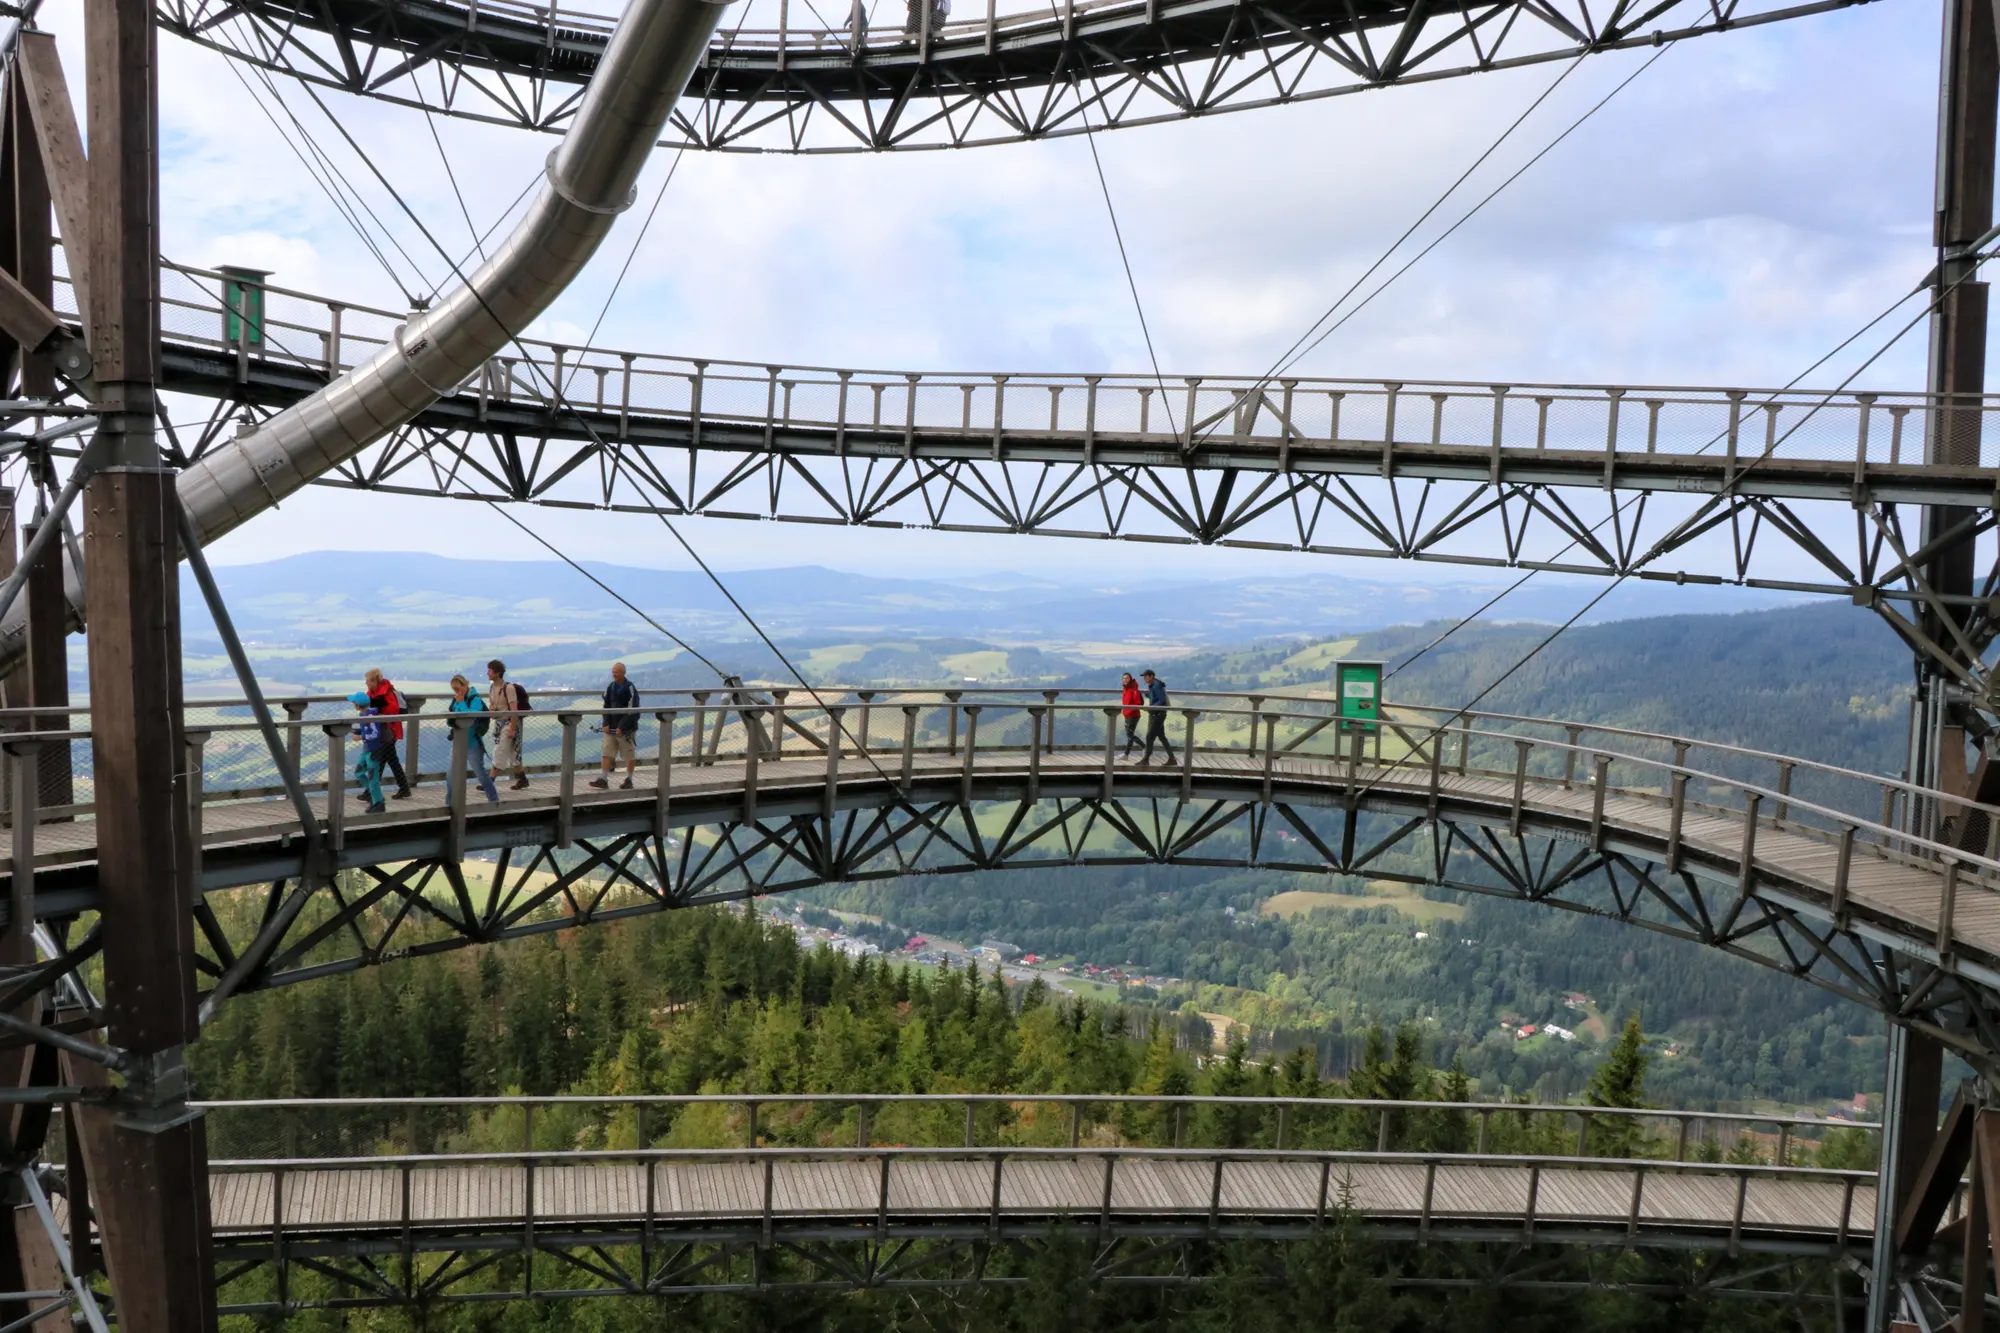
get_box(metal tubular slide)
[0,0,728,671]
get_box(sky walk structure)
[0,0,1983,1327]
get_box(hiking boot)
[588,777,609,790]
[619,777,634,790]
[364,802,385,814]
[391,787,412,800]
[509,777,531,791]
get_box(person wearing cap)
[348,692,392,813]
[1139,669,1175,766]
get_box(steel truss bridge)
[156,0,1877,153]
[174,1093,1881,1316]
[132,259,2000,699]
[7,687,2000,1074]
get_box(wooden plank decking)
[204,1155,1875,1247]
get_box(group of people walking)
[1118,669,1175,765]
[340,663,1177,815]
[344,661,637,814]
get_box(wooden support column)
[22,520,70,812]
[77,1,216,1329]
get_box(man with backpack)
[1139,669,1176,766]
[348,692,393,814]
[486,658,532,791]
[449,673,501,802]
[363,667,413,800]
[590,661,641,790]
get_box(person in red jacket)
[364,667,413,799]
[1119,672,1143,759]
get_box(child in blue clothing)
[349,692,393,813]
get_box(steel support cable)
[284,50,949,819]
[1074,75,1178,439]
[1349,262,1995,810]
[1204,50,1595,446]
[1383,281,1930,684]
[221,54,422,304]
[424,107,488,263]
[1259,46,1672,392]
[482,500,726,676]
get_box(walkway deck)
[204,1151,1877,1256]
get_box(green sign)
[1335,659,1383,727]
[220,266,270,350]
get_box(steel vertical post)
[79,1,217,1325]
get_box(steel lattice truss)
[210,1226,1855,1317]
[156,0,1875,152]
[162,366,2000,700]
[54,787,1996,1073]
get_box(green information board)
[1335,659,1383,727]
[220,266,270,350]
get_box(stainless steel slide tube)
[0,0,728,671]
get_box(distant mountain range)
[189,552,1812,649]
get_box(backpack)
[513,682,532,712]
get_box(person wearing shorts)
[591,661,641,790]
[486,659,529,790]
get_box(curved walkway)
[9,688,2000,1061]
[190,1093,1882,1312]
[156,0,1869,152]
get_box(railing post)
[557,712,581,848]
[1262,715,1278,805]
[1737,792,1761,902]
[1589,755,1610,851]
[965,1100,977,1148]
[855,691,875,754]
[960,705,980,806]
[900,706,919,791]
[655,710,677,844]
[824,705,846,820]
[403,694,427,789]
[184,730,209,883]
[322,723,348,851]
[1102,707,1118,801]
[1667,771,1688,872]
[1774,760,1794,824]
[272,1164,287,1312]
[1832,823,1856,924]
[283,699,309,775]
[1562,725,1581,788]
[1182,709,1198,802]
[1510,739,1531,837]
[1939,857,1961,958]
[1027,705,1045,804]
[447,716,469,862]
[743,710,761,824]
[944,690,962,755]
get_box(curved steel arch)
[158,0,1877,153]
[10,690,2000,1067]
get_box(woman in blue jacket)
[449,674,501,803]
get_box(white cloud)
[40,0,1962,597]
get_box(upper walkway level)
[158,0,1873,152]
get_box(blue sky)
[41,0,1948,586]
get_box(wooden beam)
[14,34,88,331]
[1966,1123,1989,1333]
[79,0,215,1327]
[10,69,55,401]
[1899,1081,1975,1255]
[0,267,61,356]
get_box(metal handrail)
[194,1091,1879,1134]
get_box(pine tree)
[1586,1014,1651,1158]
